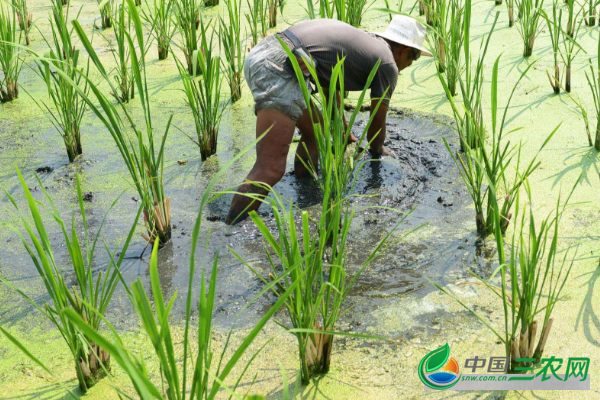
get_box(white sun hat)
[375,15,433,57]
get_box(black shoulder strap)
[281,28,304,50]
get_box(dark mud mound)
[202,108,496,329]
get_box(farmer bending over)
[226,16,431,225]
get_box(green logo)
[418,343,461,390]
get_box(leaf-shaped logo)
[425,343,450,372]
[418,343,460,390]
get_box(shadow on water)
[575,263,600,348]
[0,107,498,334]
[0,382,80,400]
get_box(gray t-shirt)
[287,19,398,104]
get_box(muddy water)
[0,103,496,334]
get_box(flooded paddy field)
[1,0,600,399]
[1,105,486,332]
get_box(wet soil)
[0,107,496,336]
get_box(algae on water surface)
[1,0,600,398]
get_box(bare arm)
[367,101,392,157]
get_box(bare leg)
[226,108,296,225]
[294,104,321,178]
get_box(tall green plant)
[542,4,562,94]
[432,182,577,372]
[30,0,89,162]
[515,0,544,57]
[245,0,268,49]
[96,0,113,29]
[142,0,176,60]
[565,0,575,36]
[13,0,32,45]
[174,0,201,74]
[305,0,335,18]
[584,0,599,25]
[219,0,244,102]
[381,0,404,21]
[427,0,448,72]
[423,0,436,25]
[585,33,600,151]
[0,3,23,102]
[507,0,515,26]
[176,20,227,160]
[1,167,140,392]
[267,0,277,27]
[239,189,413,384]
[428,0,465,96]
[63,136,299,400]
[441,52,556,236]
[334,0,370,27]
[71,0,172,246]
[103,3,136,102]
[559,13,584,93]
[438,1,486,151]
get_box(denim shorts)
[244,34,311,121]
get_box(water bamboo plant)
[174,0,201,74]
[31,0,89,162]
[63,137,299,400]
[429,0,465,96]
[142,0,176,60]
[438,1,485,151]
[334,0,370,27]
[542,4,562,94]
[1,167,140,392]
[559,13,584,93]
[507,0,515,26]
[515,0,545,57]
[237,188,411,384]
[245,0,268,49]
[219,0,244,102]
[305,0,335,18]
[565,0,575,36]
[96,0,113,29]
[441,51,557,236]
[103,2,136,102]
[584,0,599,25]
[71,0,172,246]
[0,3,23,102]
[267,0,277,27]
[381,0,404,21]
[432,181,577,372]
[176,20,227,160]
[585,33,600,151]
[13,0,32,45]
[423,0,436,26]
[427,0,448,73]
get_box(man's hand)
[296,56,310,76]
